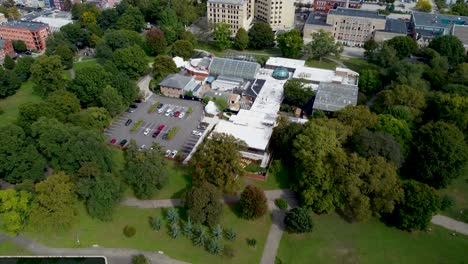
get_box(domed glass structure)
[272,67,289,80]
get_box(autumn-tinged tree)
[238,185,268,219]
[145,28,167,55]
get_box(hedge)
[166,127,179,140]
[130,119,144,133]
[147,101,160,113]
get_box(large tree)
[113,45,149,79]
[238,185,268,219]
[152,55,178,82]
[117,6,145,32]
[394,180,440,231]
[172,40,194,60]
[426,92,468,133]
[192,133,246,193]
[334,105,379,133]
[233,28,249,50]
[374,114,412,155]
[416,0,432,12]
[100,85,125,117]
[0,67,21,98]
[373,85,427,120]
[358,69,381,96]
[248,22,275,49]
[428,35,466,66]
[97,8,119,30]
[102,29,144,51]
[54,44,75,70]
[70,107,111,131]
[30,55,66,97]
[183,181,223,226]
[277,29,304,59]
[29,172,77,231]
[158,8,184,44]
[123,142,168,199]
[385,36,418,59]
[0,189,32,235]
[112,72,139,105]
[145,28,167,55]
[3,54,15,70]
[46,90,81,122]
[270,116,304,165]
[305,29,343,61]
[70,64,111,106]
[213,23,232,50]
[13,56,35,81]
[409,121,467,189]
[283,79,315,107]
[0,125,46,183]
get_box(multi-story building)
[314,0,363,15]
[254,0,295,31]
[0,14,7,25]
[411,12,468,47]
[0,21,50,52]
[0,39,14,64]
[207,0,255,33]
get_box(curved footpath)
[3,189,467,264]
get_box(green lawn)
[439,164,468,223]
[342,57,378,72]
[24,205,271,264]
[245,161,291,190]
[0,81,42,127]
[73,59,99,71]
[305,58,338,70]
[277,213,468,264]
[0,241,31,256]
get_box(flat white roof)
[173,56,185,68]
[31,16,72,28]
[213,120,272,151]
[251,69,287,115]
[266,57,306,69]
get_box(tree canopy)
[248,22,275,49]
[385,36,418,59]
[305,29,343,61]
[428,35,466,66]
[277,29,304,59]
[0,189,32,235]
[233,28,249,50]
[30,55,66,97]
[184,181,223,226]
[213,23,232,50]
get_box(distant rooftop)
[305,13,328,25]
[207,0,244,4]
[412,12,468,28]
[209,57,260,80]
[159,74,193,90]
[266,57,305,70]
[313,82,359,112]
[1,20,48,31]
[329,7,386,20]
[384,18,409,34]
[453,24,468,46]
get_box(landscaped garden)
[276,213,468,264]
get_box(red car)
[152,125,165,138]
[110,138,117,144]
[174,111,180,118]
[158,125,165,131]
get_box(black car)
[119,139,128,147]
[134,99,143,103]
[162,133,168,140]
[156,103,164,109]
[125,119,132,126]
[130,104,138,108]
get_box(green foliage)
[409,121,467,189]
[123,225,136,237]
[113,45,149,79]
[358,69,381,96]
[192,225,208,247]
[373,85,427,120]
[0,67,21,98]
[224,227,236,241]
[305,29,343,60]
[275,198,288,210]
[211,224,223,241]
[0,189,32,235]
[184,181,223,226]
[55,44,75,69]
[440,194,455,211]
[233,28,249,50]
[169,223,180,239]
[180,31,197,45]
[187,107,193,114]
[130,119,144,132]
[205,238,223,255]
[363,39,379,59]
[97,8,119,30]
[152,55,178,82]
[132,254,148,264]
[283,79,315,107]
[149,216,162,231]
[29,172,77,231]
[428,35,466,66]
[172,40,194,60]
[30,55,66,98]
[192,133,246,192]
[166,207,179,224]
[70,64,111,106]
[102,29,144,51]
[246,238,257,247]
[416,0,432,12]
[145,28,167,56]
[248,22,275,49]
[3,55,15,70]
[111,72,139,105]
[148,101,160,113]
[277,30,304,59]
[158,9,184,44]
[70,107,111,131]
[238,185,268,220]
[13,56,35,81]
[284,208,313,233]
[182,217,193,238]
[213,23,232,50]
[394,180,440,231]
[270,116,304,165]
[11,40,27,52]
[123,142,167,199]
[117,6,145,32]
[426,92,468,133]
[100,85,125,117]
[166,127,179,140]
[374,114,412,155]
[46,89,81,122]
[385,36,418,59]
[214,97,228,111]
[335,105,379,133]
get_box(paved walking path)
[0,233,188,264]
[431,215,468,236]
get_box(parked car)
[139,144,146,151]
[165,111,171,117]
[110,138,117,144]
[179,112,185,119]
[174,111,180,118]
[130,104,138,108]
[192,130,202,136]
[171,150,178,158]
[152,131,159,138]
[169,112,175,117]
[156,103,164,109]
[119,139,128,147]
[158,107,166,114]
[126,108,135,113]
[165,150,171,157]
[162,133,168,140]
[144,128,151,135]
[125,119,132,126]
[134,99,143,103]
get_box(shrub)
[147,101,160,113]
[166,208,179,224]
[224,228,236,241]
[166,127,179,140]
[238,185,268,219]
[205,238,223,255]
[246,238,257,247]
[284,208,313,233]
[187,107,193,114]
[182,218,193,238]
[223,245,235,258]
[148,216,162,231]
[275,198,288,210]
[169,223,180,239]
[192,225,208,247]
[132,254,148,264]
[211,224,223,241]
[440,194,455,211]
[130,119,144,132]
[123,225,136,237]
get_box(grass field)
[73,59,99,71]
[0,241,31,256]
[245,161,291,190]
[0,81,42,127]
[342,57,378,72]
[277,213,468,264]
[24,205,271,264]
[439,164,468,223]
[305,58,338,70]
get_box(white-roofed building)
[293,66,359,90]
[173,56,185,68]
[265,57,306,72]
[31,16,73,32]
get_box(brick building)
[0,39,14,64]
[314,0,363,15]
[0,21,50,52]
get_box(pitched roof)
[313,82,359,112]
[159,74,193,90]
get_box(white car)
[139,144,146,151]
[171,150,178,158]
[143,128,151,135]
[165,150,171,157]
[165,111,172,117]
[179,112,185,119]
[192,130,202,136]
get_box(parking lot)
[104,95,205,158]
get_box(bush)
[440,194,455,211]
[246,238,257,247]
[192,225,208,247]
[284,208,313,233]
[148,216,162,231]
[205,238,223,255]
[223,245,235,258]
[147,101,160,113]
[166,127,179,140]
[169,223,180,239]
[275,198,288,210]
[182,218,193,238]
[130,119,144,132]
[166,208,179,224]
[123,225,136,237]
[224,228,236,241]
[238,185,268,219]
[187,107,193,114]
[132,254,148,264]
[211,224,223,241]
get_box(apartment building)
[207,0,255,32]
[314,0,363,15]
[255,0,295,31]
[0,21,50,51]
